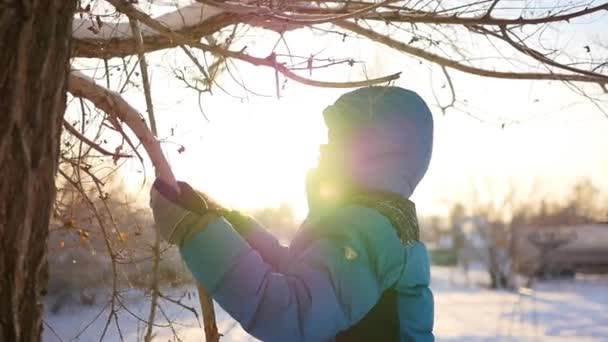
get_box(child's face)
[306,143,351,207]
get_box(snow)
[43,267,608,341]
[72,3,224,41]
[433,268,608,341]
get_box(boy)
[151,86,434,341]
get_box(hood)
[310,86,434,201]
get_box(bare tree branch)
[72,0,608,59]
[63,119,132,159]
[71,1,607,87]
[72,4,236,58]
[103,0,401,88]
[67,68,223,341]
[485,0,501,17]
[363,2,608,26]
[67,70,177,186]
[337,20,607,84]
[197,0,396,25]
[468,25,608,83]
[129,17,164,342]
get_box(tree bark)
[0,1,76,341]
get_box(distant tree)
[450,178,607,289]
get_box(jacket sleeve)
[233,216,289,271]
[179,206,404,342]
[398,242,434,341]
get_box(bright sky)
[76,5,608,220]
[142,82,608,220]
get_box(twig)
[63,119,132,159]
[179,45,212,90]
[43,320,65,342]
[197,285,220,342]
[362,3,608,26]
[198,0,397,25]
[67,71,176,186]
[72,4,234,58]
[484,0,501,17]
[337,20,608,83]
[113,310,126,342]
[440,66,456,114]
[57,169,119,342]
[105,0,401,88]
[469,25,608,83]
[159,291,202,328]
[68,37,222,342]
[157,304,182,341]
[129,17,163,342]
[114,294,172,328]
[77,99,86,182]
[64,300,110,341]
[139,17,221,338]
[60,165,121,342]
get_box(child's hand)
[149,179,223,245]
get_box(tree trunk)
[0,1,75,341]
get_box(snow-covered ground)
[432,268,608,341]
[43,267,608,341]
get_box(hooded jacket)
[178,87,434,341]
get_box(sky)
[146,83,608,219]
[73,2,608,220]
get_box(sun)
[164,90,333,219]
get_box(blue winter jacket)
[181,206,433,341]
[180,87,434,341]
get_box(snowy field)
[43,267,608,341]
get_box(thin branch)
[61,157,106,187]
[157,304,180,340]
[67,301,111,341]
[98,107,144,163]
[57,167,120,342]
[129,17,163,342]
[337,20,607,83]
[179,45,211,88]
[67,71,177,186]
[77,98,86,181]
[43,320,64,342]
[159,291,201,327]
[130,20,158,136]
[63,119,132,159]
[362,2,608,26]
[469,25,608,83]
[100,0,401,88]
[67,69,225,342]
[197,285,219,342]
[72,4,236,58]
[440,66,456,113]
[484,0,501,17]
[198,0,397,25]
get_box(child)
[151,86,434,341]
